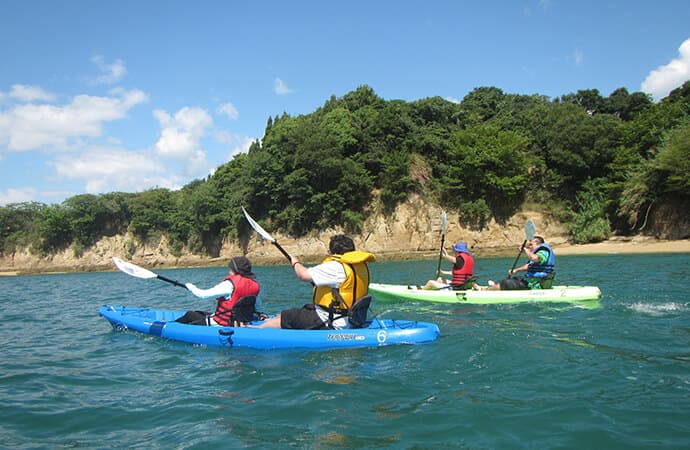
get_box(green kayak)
[369,283,601,307]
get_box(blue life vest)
[525,243,555,279]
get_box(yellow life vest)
[313,250,376,310]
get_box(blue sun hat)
[453,241,470,254]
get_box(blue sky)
[1,0,689,206]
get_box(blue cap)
[453,242,470,254]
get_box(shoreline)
[555,237,690,256]
[1,238,689,277]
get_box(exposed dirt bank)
[1,198,688,276]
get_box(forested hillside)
[2,82,689,260]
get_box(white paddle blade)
[441,211,447,235]
[242,207,276,243]
[112,257,157,279]
[525,220,536,241]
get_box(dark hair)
[329,234,355,255]
[533,236,545,244]
[229,256,255,277]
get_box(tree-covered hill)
[2,82,689,259]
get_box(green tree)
[603,87,651,120]
[460,86,506,124]
[63,193,131,252]
[36,204,73,254]
[437,124,530,222]
[127,188,174,241]
[566,181,611,243]
[618,122,690,231]
[650,122,690,195]
[559,88,605,113]
[0,202,45,255]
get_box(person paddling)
[422,241,475,290]
[253,235,375,330]
[481,236,555,290]
[175,256,260,326]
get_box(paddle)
[112,256,188,289]
[435,211,447,278]
[241,207,291,262]
[509,219,536,278]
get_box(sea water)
[1,254,689,449]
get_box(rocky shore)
[1,199,689,276]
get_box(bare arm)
[523,246,540,263]
[509,263,529,275]
[290,256,313,282]
[442,247,456,264]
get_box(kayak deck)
[99,305,440,350]
[369,283,601,306]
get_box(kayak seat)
[539,272,556,289]
[451,276,478,291]
[348,295,372,329]
[231,295,257,326]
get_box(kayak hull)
[99,305,440,350]
[369,283,601,306]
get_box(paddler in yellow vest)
[254,235,375,330]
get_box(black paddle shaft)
[509,240,527,278]
[436,234,445,278]
[273,241,292,262]
[156,274,188,289]
[509,220,536,278]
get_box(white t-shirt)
[307,261,350,329]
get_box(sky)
[1,0,689,206]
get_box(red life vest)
[213,273,260,326]
[451,252,475,286]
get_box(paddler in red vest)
[175,256,260,326]
[422,241,475,290]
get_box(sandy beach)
[555,237,690,255]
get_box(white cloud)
[153,107,213,174]
[0,89,148,152]
[9,84,56,102]
[91,55,127,84]
[0,186,75,206]
[215,131,254,161]
[573,48,584,66]
[642,38,690,101]
[228,136,254,160]
[274,78,292,95]
[52,147,181,194]
[217,102,239,120]
[0,187,39,205]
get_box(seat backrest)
[348,295,372,328]
[539,272,556,289]
[459,276,478,291]
[231,295,257,326]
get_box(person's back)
[177,256,260,325]
[254,234,375,330]
[423,241,474,290]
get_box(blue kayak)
[99,305,440,350]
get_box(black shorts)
[499,277,529,290]
[175,310,212,325]
[280,305,328,330]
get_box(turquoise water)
[1,254,689,449]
